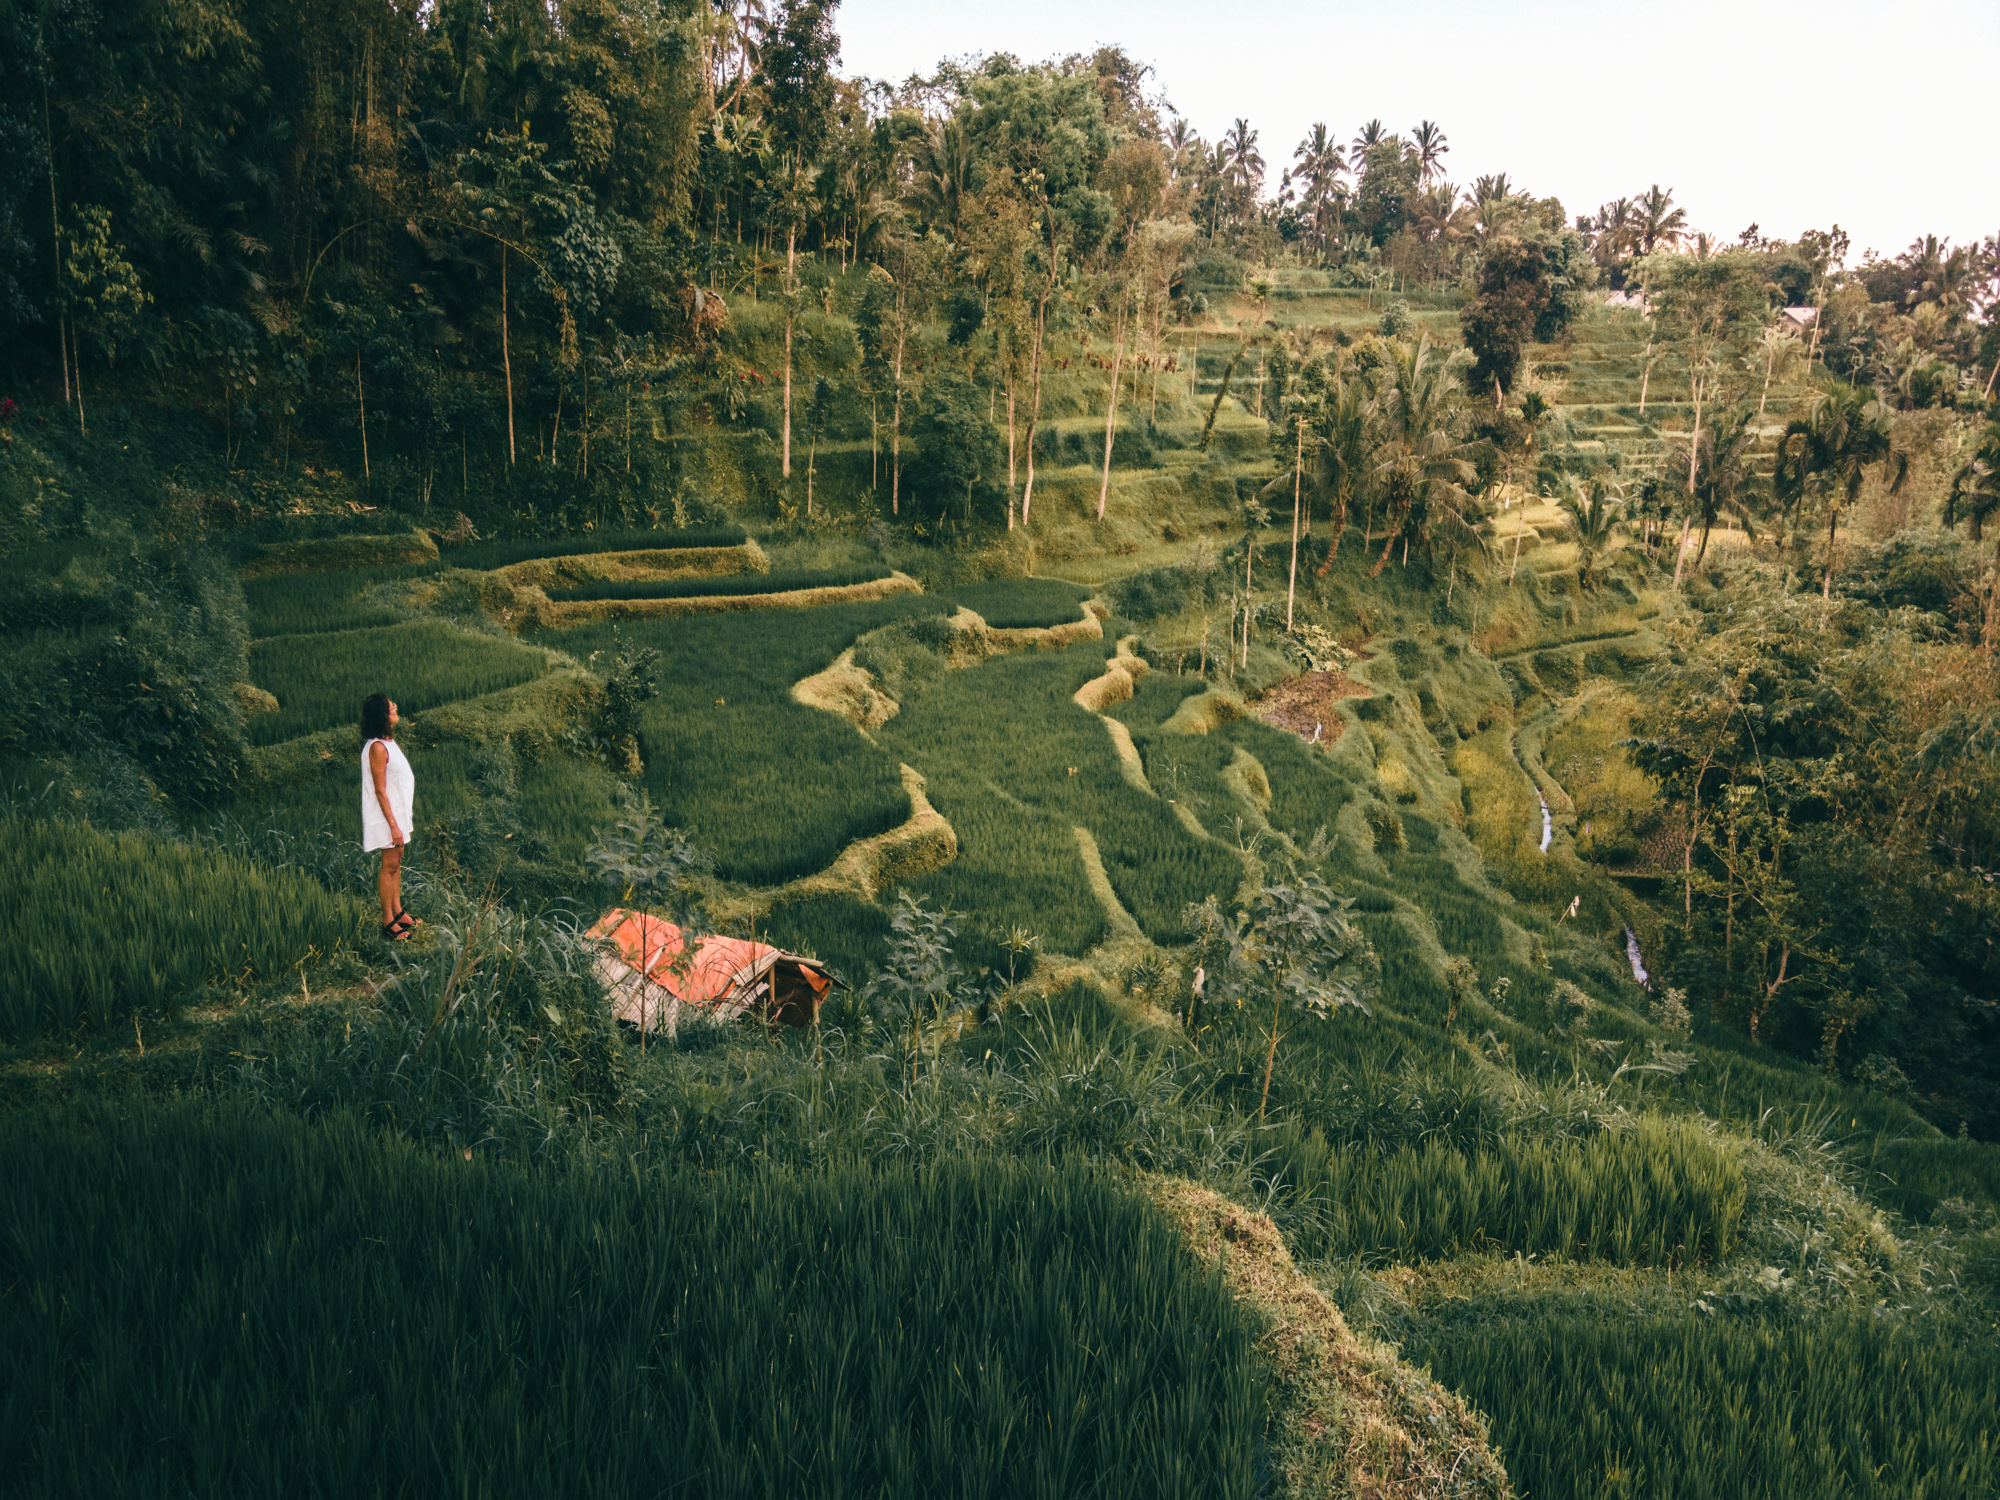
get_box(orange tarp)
[586,908,833,1035]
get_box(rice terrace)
[3,1,1999,1495]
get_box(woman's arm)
[370,741,405,846]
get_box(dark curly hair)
[360,692,395,741]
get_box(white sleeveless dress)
[361,737,416,851]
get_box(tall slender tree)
[761,0,840,481]
[1410,120,1448,184]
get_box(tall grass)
[1234,719,1359,848]
[1,1098,1268,1500]
[0,816,361,1039]
[1273,1115,1745,1265]
[247,623,550,744]
[1108,670,1210,731]
[1856,1133,2000,1222]
[1405,1306,2000,1499]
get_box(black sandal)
[381,919,413,942]
[394,907,421,930]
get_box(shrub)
[0,541,250,804]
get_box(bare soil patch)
[1254,669,1371,743]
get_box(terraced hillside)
[3,273,1992,1500]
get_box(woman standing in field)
[361,692,418,940]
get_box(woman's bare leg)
[379,847,403,927]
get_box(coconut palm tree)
[1635,184,1688,254]
[1750,321,1807,420]
[1667,406,1763,564]
[1366,335,1485,576]
[1410,120,1449,184]
[1352,118,1390,157]
[1946,421,2000,649]
[1222,119,1264,219]
[1591,197,1637,267]
[1557,474,1622,590]
[1166,117,1199,184]
[1292,124,1346,260]
[1774,381,1907,597]
[1410,183,1468,284]
[904,115,977,236]
[1309,365,1373,567]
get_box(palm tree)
[1223,119,1264,219]
[1166,117,1199,183]
[1471,173,1512,206]
[1410,183,1467,284]
[1413,184,1465,243]
[905,115,976,235]
[1410,120,1448,183]
[1310,367,1373,567]
[1591,197,1636,267]
[1667,406,1762,564]
[1749,321,1806,420]
[1634,184,1688,254]
[1774,381,1906,597]
[1352,118,1390,157]
[1366,335,1485,576]
[1292,124,1346,261]
[1945,420,2000,650]
[1557,474,1622,590]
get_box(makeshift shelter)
[586,908,834,1036]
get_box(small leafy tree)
[583,794,711,1048]
[1189,854,1374,1117]
[866,890,980,1085]
[60,205,150,436]
[1244,860,1374,1117]
[909,370,1001,523]
[584,792,710,929]
[571,629,660,768]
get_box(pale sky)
[836,0,1998,265]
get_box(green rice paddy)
[546,563,890,601]
[247,623,551,745]
[1,1099,1266,1499]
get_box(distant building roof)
[1604,290,1645,311]
[1781,306,1819,326]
